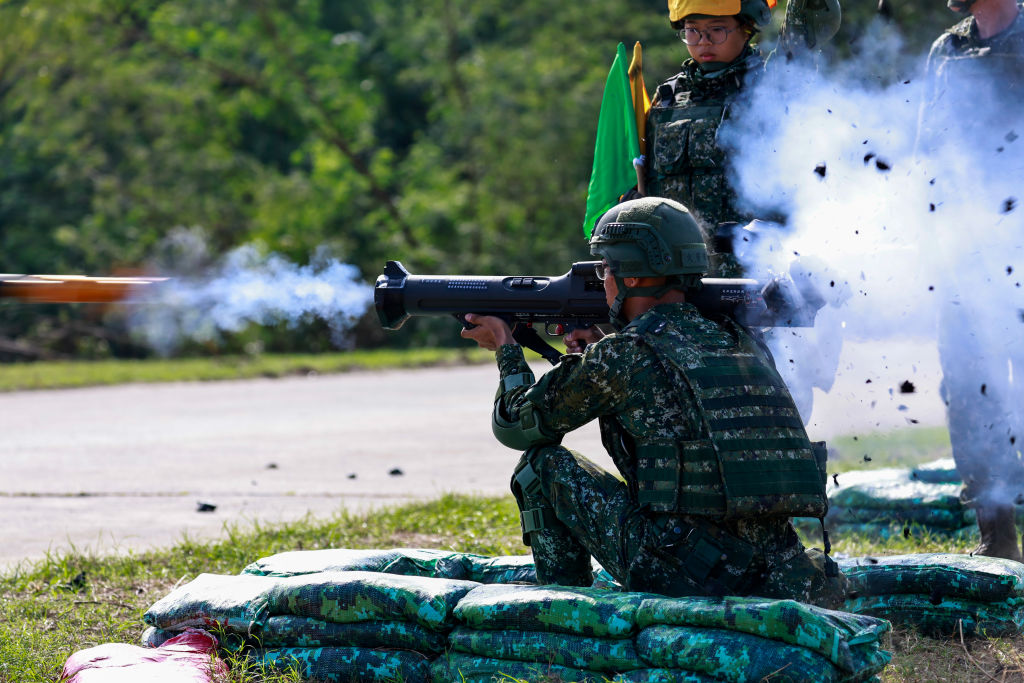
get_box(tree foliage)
[0,0,957,357]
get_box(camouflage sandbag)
[826,505,973,530]
[140,626,178,647]
[910,459,960,484]
[430,652,603,683]
[264,570,478,631]
[143,573,270,635]
[447,626,645,672]
[612,670,734,682]
[253,646,431,683]
[828,470,963,511]
[242,548,402,576]
[840,553,1024,602]
[844,593,1024,637]
[462,554,538,584]
[242,547,471,578]
[253,615,447,652]
[636,596,890,676]
[636,625,874,682]
[453,584,656,638]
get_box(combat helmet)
[590,197,709,328]
[668,0,775,29]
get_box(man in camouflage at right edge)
[918,0,1024,561]
[461,197,848,608]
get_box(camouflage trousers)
[511,445,848,608]
[939,303,1024,508]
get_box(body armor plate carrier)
[627,311,828,520]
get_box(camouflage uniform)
[645,48,765,277]
[646,47,762,232]
[492,303,847,608]
[920,7,1024,511]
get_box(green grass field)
[0,348,493,392]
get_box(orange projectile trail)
[0,275,168,304]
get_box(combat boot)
[973,504,1022,562]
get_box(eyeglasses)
[678,26,736,45]
[594,262,614,281]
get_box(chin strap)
[608,276,699,329]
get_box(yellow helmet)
[668,0,775,27]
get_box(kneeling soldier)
[462,197,846,608]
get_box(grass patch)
[2,492,1020,682]
[0,347,493,392]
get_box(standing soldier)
[643,0,841,276]
[919,0,1024,561]
[462,197,847,608]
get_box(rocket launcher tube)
[374,260,821,363]
[0,275,168,304]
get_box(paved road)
[0,339,947,569]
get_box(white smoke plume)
[720,20,1024,502]
[131,228,373,354]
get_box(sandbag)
[243,547,466,578]
[844,593,1024,637]
[829,469,963,511]
[264,570,478,631]
[840,553,1024,602]
[910,458,960,484]
[255,615,447,652]
[140,626,178,648]
[453,584,656,638]
[62,629,227,683]
[143,573,270,635]
[253,646,431,683]
[462,554,537,584]
[430,653,603,683]
[635,625,870,682]
[636,596,890,675]
[447,626,645,672]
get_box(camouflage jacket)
[920,5,1024,146]
[491,303,823,519]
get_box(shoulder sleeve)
[490,335,635,450]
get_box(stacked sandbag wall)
[817,459,1024,540]
[143,547,895,682]
[841,553,1024,637]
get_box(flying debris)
[814,163,827,178]
[899,380,916,393]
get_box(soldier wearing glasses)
[644,0,840,276]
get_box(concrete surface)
[0,339,948,570]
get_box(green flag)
[582,43,641,239]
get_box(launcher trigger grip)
[454,313,477,330]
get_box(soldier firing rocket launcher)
[375,260,824,364]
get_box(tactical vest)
[644,54,761,230]
[626,311,828,520]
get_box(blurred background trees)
[0,0,952,358]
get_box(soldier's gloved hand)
[461,314,516,351]
[563,326,604,354]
